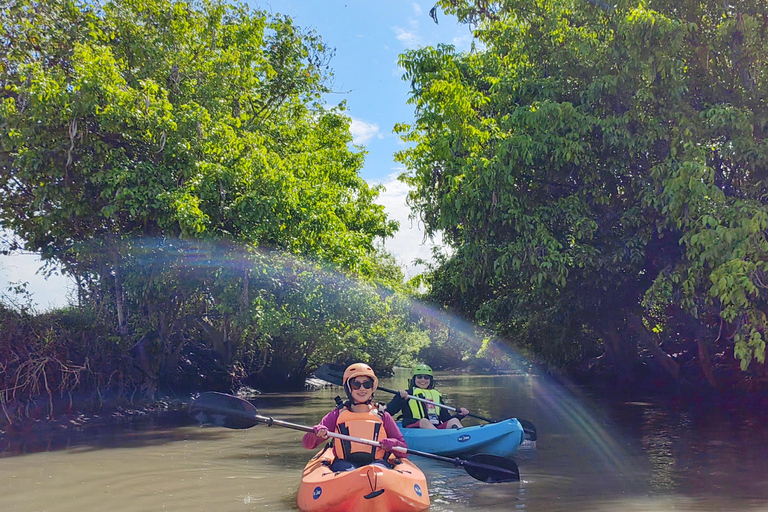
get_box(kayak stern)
[399,418,525,458]
[297,447,430,512]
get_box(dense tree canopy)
[1,0,396,272]
[0,0,409,397]
[397,0,768,388]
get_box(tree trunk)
[197,315,231,363]
[627,313,680,381]
[111,250,127,336]
[692,319,719,390]
[242,270,249,309]
[600,320,637,387]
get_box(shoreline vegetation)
[2,351,766,438]
[3,290,768,435]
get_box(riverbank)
[4,363,768,457]
[0,377,336,453]
[0,393,188,451]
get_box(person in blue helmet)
[384,364,469,429]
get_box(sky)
[0,1,472,310]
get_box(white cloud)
[373,173,442,278]
[394,8,474,52]
[0,251,72,311]
[350,118,381,145]
[393,17,423,47]
[394,26,419,46]
[452,34,474,52]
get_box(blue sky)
[262,0,472,181]
[0,1,469,310]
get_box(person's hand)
[379,438,402,452]
[313,425,328,439]
[399,390,408,399]
[459,407,469,416]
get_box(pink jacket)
[302,407,408,458]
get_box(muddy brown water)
[2,370,768,512]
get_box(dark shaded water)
[2,370,768,511]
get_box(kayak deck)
[398,418,525,457]
[297,446,430,512]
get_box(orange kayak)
[296,446,430,512]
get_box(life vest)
[333,406,386,464]
[408,388,443,425]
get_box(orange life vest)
[333,406,386,464]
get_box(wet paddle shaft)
[189,391,520,483]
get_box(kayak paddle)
[313,363,538,442]
[189,391,520,483]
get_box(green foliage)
[0,0,407,395]
[398,0,768,381]
[1,0,396,273]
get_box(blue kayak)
[397,419,525,458]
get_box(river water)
[2,370,768,512]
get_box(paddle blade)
[519,419,537,441]
[312,363,346,386]
[189,391,259,430]
[462,453,520,483]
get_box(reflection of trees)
[640,408,687,493]
[638,403,768,499]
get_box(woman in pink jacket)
[302,363,408,472]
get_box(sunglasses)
[414,374,431,380]
[349,378,374,390]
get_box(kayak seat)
[329,457,399,472]
[329,458,357,472]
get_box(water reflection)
[640,407,687,493]
[2,374,768,512]
[635,401,768,503]
[0,409,206,456]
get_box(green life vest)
[408,388,443,425]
